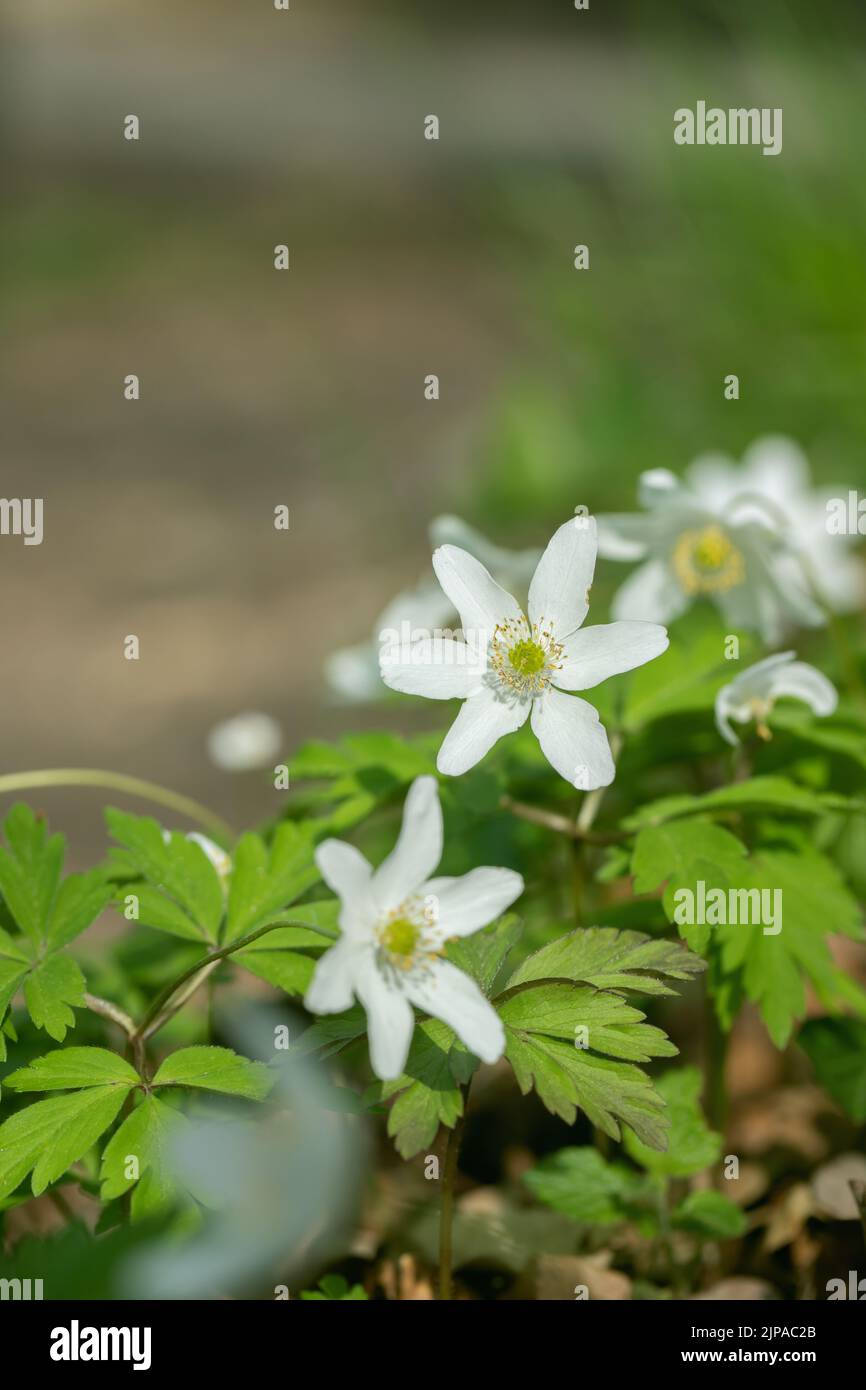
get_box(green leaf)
[236,950,315,995]
[100,1094,187,1219]
[0,1087,128,1199]
[504,1032,670,1148]
[47,869,112,950]
[631,820,748,953]
[300,1274,368,1301]
[223,824,319,944]
[505,926,706,996]
[23,955,86,1042]
[293,1006,368,1059]
[798,1018,866,1122]
[0,803,65,944]
[625,776,860,830]
[623,621,755,731]
[114,883,208,943]
[105,807,225,943]
[381,1020,466,1159]
[5,1047,140,1092]
[497,981,677,1062]
[445,914,521,993]
[672,1190,747,1238]
[623,1068,720,1177]
[715,847,866,1047]
[522,1146,643,1225]
[152,1045,272,1100]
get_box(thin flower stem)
[84,992,137,1039]
[499,796,627,844]
[0,768,234,842]
[133,917,337,1045]
[439,1095,469,1301]
[703,985,728,1142]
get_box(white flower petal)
[555,620,669,692]
[527,516,598,637]
[531,687,614,788]
[713,688,741,746]
[372,775,442,910]
[595,514,652,561]
[429,515,541,586]
[354,955,415,1081]
[304,939,358,1014]
[432,545,522,648]
[379,636,486,699]
[422,867,524,937]
[405,958,505,1064]
[611,558,690,624]
[638,469,683,508]
[769,661,838,717]
[436,687,530,776]
[314,839,376,938]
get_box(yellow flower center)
[490,616,564,698]
[509,639,547,678]
[671,525,744,595]
[380,917,421,958]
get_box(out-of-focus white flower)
[596,437,861,642]
[714,651,838,746]
[305,776,523,1081]
[380,517,668,788]
[207,712,283,772]
[324,516,541,703]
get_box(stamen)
[489,614,564,698]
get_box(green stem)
[703,986,728,1143]
[0,768,233,842]
[134,917,337,1044]
[439,1089,470,1301]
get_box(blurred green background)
[2,0,864,850]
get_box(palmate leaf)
[0,1085,131,1200]
[506,925,707,996]
[288,732,437,836]
[5,1046,139,1092]
[0,805,111,1044]
[100,1093,189,1220]
[672,1190,747,1238]
[23,955,87,1043]
[106,807,225,944]
[222,823,319,944]
[522,1146,645,1225]
[632,820,748,953]
[494,927,705,1149]
[151,1045,273,1100]
[623,1068,721,1177]
[1,1043,271,1203]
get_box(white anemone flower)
[304,776,523,1081]
[596,437,846,642]
[715,651,838,746]
[325,515,541,703]
[379,517,669,788]
[207,712,283,772]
